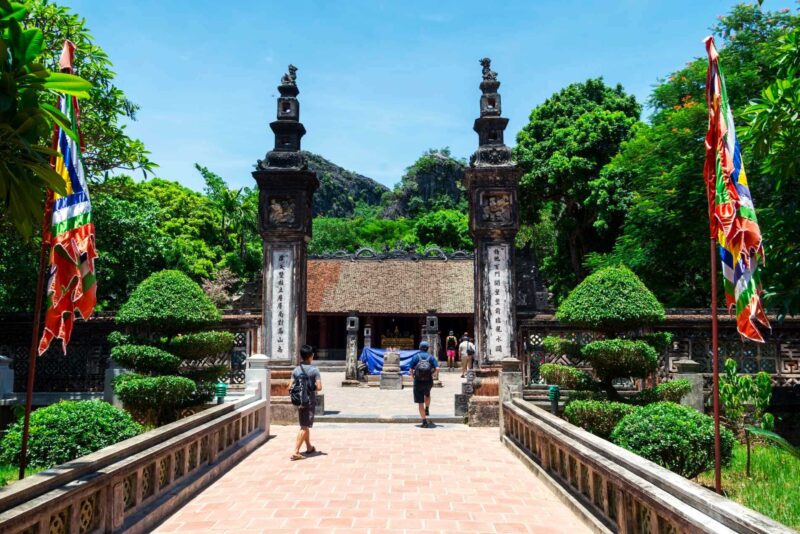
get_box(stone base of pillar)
[380,374,403,390]
[380,351,403,390]
[674,358,704,412]
[341,379,361,387]
[467,367,501,427]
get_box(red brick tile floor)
[155,423,591,534]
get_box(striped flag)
[703,36,769,343]
[38,41,97,355]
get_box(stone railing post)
[245,354,271,432]
[0,355,13,398]
[499,357,523,434]
[674,357,704,412]
[104,358,126,408]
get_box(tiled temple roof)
[307,258,474,315]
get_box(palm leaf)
[746,426,800,460]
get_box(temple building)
[236,247,549,361]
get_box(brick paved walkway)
[155,424,590,534]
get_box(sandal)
[306,446,317,455]
[290,453,305,461]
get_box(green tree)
[383,148,467,218]
[743,27,800,318]
[25,0,155,178]
[0,0,91,238]
[414,209,471,251]
[514,79,640,302]
[589,5,799,310]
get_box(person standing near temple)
[445,331,458,372]
[409,340,439,427]
[290,345,322,461]
[459,333,475,377]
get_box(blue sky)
[65,0,790,191]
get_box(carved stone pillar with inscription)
[464,58,522,427]
[465,58,522,369]
[343,315,359,385]
[253,65,319,367]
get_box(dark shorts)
[298,403,316,428]
[413,381,433,404]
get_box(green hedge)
[556,266,665,331]
[539,363,589,390]
[114,374,197,412]
[631,379,692,405]
[116,270,220,333]
[564,400,639,439]
[0,401,142,469]
[611,402,735,478]
[111,344,181,375]
[581,339,658,380]
[541,336,581,358]
[167,331,235,361]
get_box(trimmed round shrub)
[564,400,639,439]
[111,344,181,375]
[631,379,691,405]
[108,330,134,347]
[167,331,235,360]
[116,270,220,333]
[542,336,581,359]
[638,331,673,353]
[581,339,658,380]
[0,401,142,469]
[556,266,665,331]
[610,402,735,478]
[565,390,606,405]
[540,363,589,390]
[114,374,197,413]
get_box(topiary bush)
[611,402,735,479]
[112,270,230,425]
[540,363,590,390]
[564,400,639,439]
[111,344,181,375]
[630,379,692,405]
[116,270,221,334]
[556,266,665,331]
[581,339,658,382]
[0,401,142,469]
[542,336,581,359]
[555,266,671,401]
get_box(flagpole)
[710,237,722,494]
[18,200,51,480]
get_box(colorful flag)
[38,41,97,355]
[703,36,769,343]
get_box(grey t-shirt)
[292,364,321,403]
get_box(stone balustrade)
[501,397,794,534]
[0,358,270,534]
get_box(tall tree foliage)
[514,79,640,301]
[588,5,799,313]
[25,0,155,178]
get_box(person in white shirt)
[458,334,475,377]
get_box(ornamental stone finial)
[480,57,497,81]
[281,64,297,86]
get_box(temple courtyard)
[153,423,590,534]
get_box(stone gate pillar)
[464,58,523,427]
[423,311,440,359]
[253,65,319,366]
[343,314,359,385]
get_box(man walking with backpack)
[290,345,322,461]
[409,340,439,427]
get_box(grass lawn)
[697,443,800,529]
[0,464,41,488]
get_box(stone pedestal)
[499,357,523,432]
[454,369,476,416]
[468,366,501,426]
[0,356,13,398]
[267,365,296,424]
[103,358,126,408]
[674,358,704,412]
[343,315,360,386]
[380,350,403,390]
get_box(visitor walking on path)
[459,334,475,377]
[445,331,458,371]
[291,345,322,461]
[409,340,439,427]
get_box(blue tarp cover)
[360,347,423,375]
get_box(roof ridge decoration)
[309,246,474,261]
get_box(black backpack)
[290,365,313,407]
[415,353,434,382]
